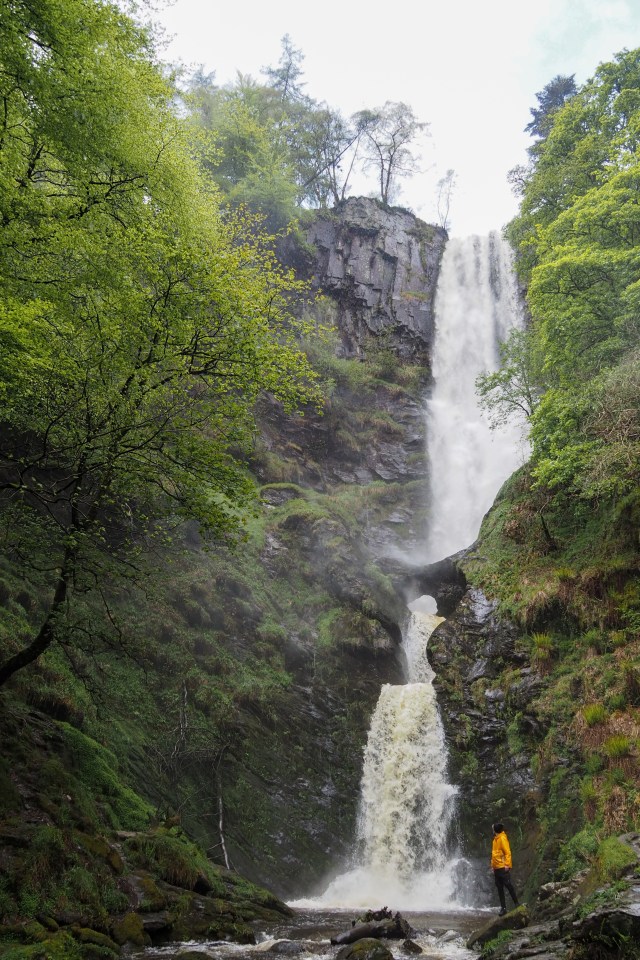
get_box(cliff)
[0,199,448,938]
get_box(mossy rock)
[110,911,149,946]
[70,925,119,953]
[167,893,256,943]
[18,921,48,943]
[76,833,124,874]
[134,871,169,911]
[0,923,47,944]
[467,905,529,949]
[336,938,394,960]
[0,930,84,960]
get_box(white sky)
[151,0,640,237]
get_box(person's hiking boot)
[498,908,507,916]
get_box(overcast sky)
[152,0,640,237]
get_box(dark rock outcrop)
[428,586,537,887]
[304,198,447,362]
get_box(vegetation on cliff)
[466,48,640,900]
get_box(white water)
[291,612,462,911]
[424,232,525,562]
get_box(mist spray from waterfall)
[425,232,525,562]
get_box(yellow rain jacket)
[491,830,512,870]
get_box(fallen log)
[331,915,412,945]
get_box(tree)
[525,74,577,140]
[436,168,456,231]
[356,102,428,205]
[505,47,640,503]
[0,0,322,686]
[476,328,543,429]
[262,34,308,104]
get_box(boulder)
[336,938,395,960]
[466,905,529,949]
[401,939,423,953]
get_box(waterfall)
[290,233,524,912]
[291,612,460,911]
[424,232,525,562]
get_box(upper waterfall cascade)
[425,232,525,562]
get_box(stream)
[134,907,491,960]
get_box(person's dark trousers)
[493,867,519,911]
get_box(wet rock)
[437,929,459,943]
[466,904,530,948]
[336,938,395,960]
[304,198,446,363]
[428,587,535,859]
[257,940,309,955]
[401,938,423,953]
[535,870,589,921]
[175,952,215,960]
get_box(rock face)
[428,586,538,891]
[205,199,448,894]
[305,197,447,362]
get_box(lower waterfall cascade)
[290,612,463,911]
[291,233,525,912]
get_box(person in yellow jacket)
[491,822,519,915]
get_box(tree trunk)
[0,557,71,687]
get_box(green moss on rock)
[110,911,148,946]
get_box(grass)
[583,704,608,727]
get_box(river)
[134,907,490,960]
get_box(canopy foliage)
[0,0,323,684]
[498,48,640,505]
[185,39,427,225]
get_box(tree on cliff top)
[0,0,322,687]
[355,101,429,206]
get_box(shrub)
[580,778,599,821]
[531,632,554,672]
[606,692,627,711]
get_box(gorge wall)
[1,198,549,911]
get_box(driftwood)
[330,911,411,945]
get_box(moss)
[480,929,515,959]
[70,926,119,953]
[58,723,152,831]
[0,931,84,960]
[110,911,148,946]
[75,833,124,874]
[595,836,638,883]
